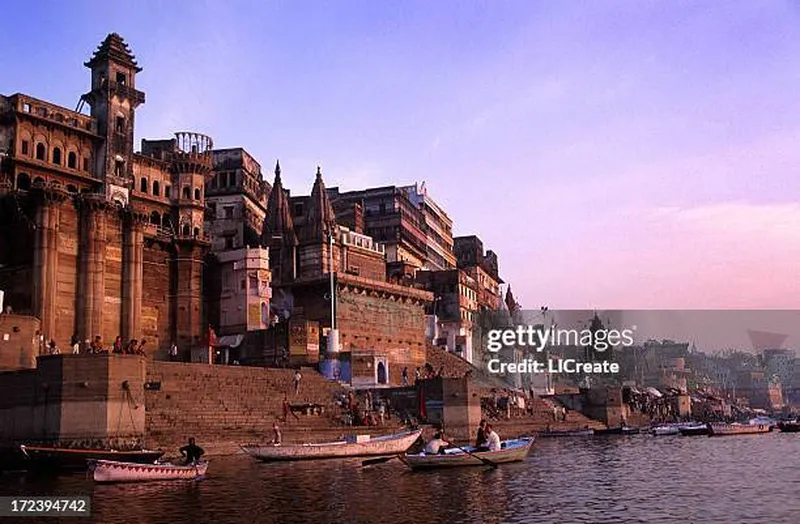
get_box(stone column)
[32,187,68,342]
[122,207,147,342]
[77,195,109,342]
[174,241,205,350]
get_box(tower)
[261,160,298,285]
[82,33,145,204]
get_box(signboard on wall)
[289,320,308,356]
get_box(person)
[136,339,147,356]
[414,367,421,383]
[70,334,80,355]
[48,339,59,355]
[271,422,282,445]
[378,401,386,425]
[112,336,123,354]
[424,431,449,455]
[180,437,204,464]
[293,369,302,395]
[282,393,299,422]
[485,424,501,452]
[401,367,409,386]
[475,419,488,449]
[170,342,179,362]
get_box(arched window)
[66,184,78,194]
[33,177,45,187]
[182,186,190,199]
[377,361,388,384]
[152,181,160,197]
[164,185,171,198]
[140,177,148,193]
[193,227,200,237]
[150,212,160,225]
[182,224,191,236]
[194,188,201,200]
[162,213,171,227]
[67,152,77,169]
[16,173,31,190]
[35,143,46,161]
[52,147,62,165]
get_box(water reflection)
[3,434,800,524]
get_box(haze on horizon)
[2,1,799,310]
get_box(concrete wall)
[0,314,40,371]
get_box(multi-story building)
[402,182,456,271]
[416,269,478,363]
[0,33,211,358]
[453,235,503,311]
[206,148,270,252]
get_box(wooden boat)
[651,425,680,436]
[401,437,534,470]
[707,423,771,437]
[777,421,800,433]
[594,426,639,436]
[19,445,164,469]
[537,428,595,438]
[241,429,423,461]
[89,459,208,483]
[678,424,709,436]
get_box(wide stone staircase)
[144,362,403,455]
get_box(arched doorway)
[376,361,388,385]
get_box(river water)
[3,432,800,524]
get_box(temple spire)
[261,164,297,247]
[301,166,337,243]
[84,33,142,72]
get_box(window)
[249,276,259,296]
[22,103,31,113]
[140,177,148,193]
[224,236,234,250]
[16,173,31,191]
[116,71,127,86]
[220,172,228,187]
[83,157,90,171]
[194,227,200,237]
[116,116,125,134]
[211,176,217,189]
[52,147,61,165]
[182,224,190,236]
[194,188,201,200]
[165,185,171,198]
[150,212,160,225]
[240,279,246,290]
[21,140,29,155]
[35,143,46,161]
[66,184,78,193]
[223,206,234,219]
[153,181,160,196]
[67,152,77,169]
[182,186,190,199]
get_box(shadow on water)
[3,434,800,523]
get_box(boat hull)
[537,429,594,438]
[777,421,800,433]
[241,429,423,461]
[401,438,534,470]
[90,459,208,483]
[678,425,709,436]
[707,423,771,436]
[19,445,164,469]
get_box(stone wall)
[0,314,40,371]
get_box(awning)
[216,334,244,348]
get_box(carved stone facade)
[0,34,211,358]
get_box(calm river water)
[3,432,800,524]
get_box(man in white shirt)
[424,432,449,455]
[485,424,501,452]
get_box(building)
[416,269,478,363]
[453,235,503,311]
[206,148,270,252]
[401,182,456,271]
[263,168,433,386]
[0,34,211,359]
[214,247,271,334]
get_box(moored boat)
[19,445,164,469]
[595,426,639,436]
[777,421,800,433]
[401,437,534,470]
[651,425,680,436]
[537,428,595,438]
[707,423,771,437]
[678,424,709,436]
[241,429,423,461]
[89,459,208,483]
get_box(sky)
[3,1,800,309]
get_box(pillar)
[77,196,108,342]
[174,241,204,349]
[122,210,145,342]
[32,189,67,342]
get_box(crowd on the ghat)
[623,388,681,422]
[41,334,176,358]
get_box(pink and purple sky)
[3,1,800,309]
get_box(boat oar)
[361,455,400,467]
[448,443,498,469]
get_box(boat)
[651,425,680,436]
[536,428,595,438]
[89,459,208,483]
[678,424,709,436]
[777,421,800,433]
[240,429,423,461]
[594,426,639,436]
[19,445,164,469]
[400,437,534,470]
[707,422,771,437]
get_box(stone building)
[402,182,456,271]
[263,168,433,386]
[453,235,503,312]
[0,33,211,358]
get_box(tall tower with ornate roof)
[261,161,297,285]
[81,33,145,204]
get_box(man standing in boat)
[180,437,205,464]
